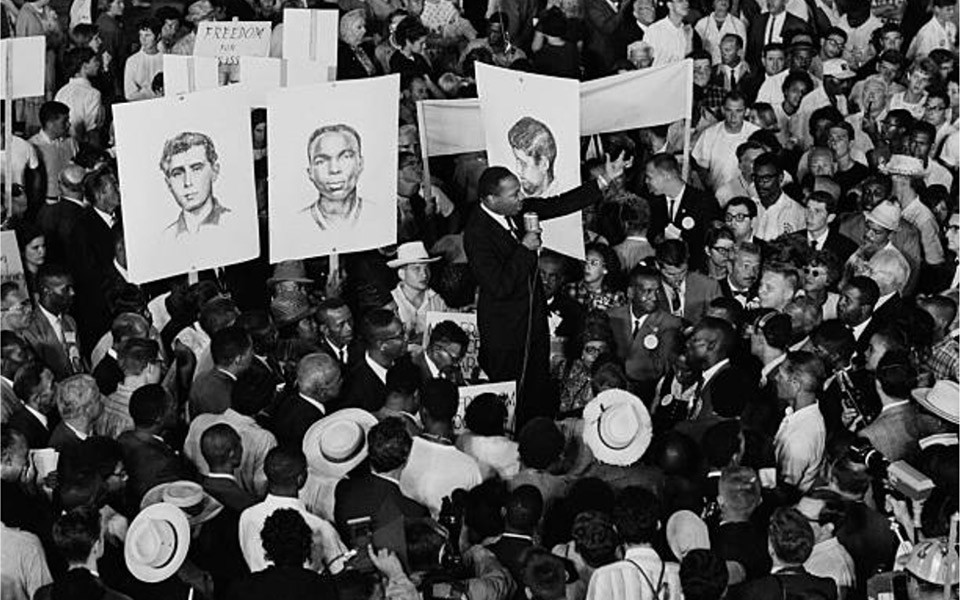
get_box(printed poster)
[113,89,259,283]
[457,381,517,434]
[0,230,25,294]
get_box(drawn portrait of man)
[159,131,232,240]
[302,123,365,230]
[507,116,558,198]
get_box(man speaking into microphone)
[464,153,624,427]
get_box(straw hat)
[911,380,960,425]
[141,480,223,526]
[865,201,901,232]
[386,242,441,269]
[880,154,926,178]
[125,503,191,583]
[582,389,652,466]
[302,408,378,478]
[270,292,317,328]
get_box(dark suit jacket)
[48,421,85,453]
[712,520,771,581]
[728,566,837,600]
[21,310,81,381]
[34,568,132,600]
[648,186,720,271]
[607,307,682,401]
[859,294,906,358]
[337,40,375,80]
[1,378,20,423]
[271,392,327,450]
[718,276,759,307]
[70,207,116,352]
[36,198,86,267]
[675,360,759,442]
[333,472,429,540]
[486,534,536,597]
[317,338,363,373]
[343,359,388,412]
[188,368,235,418]
[782,230,858,265]
[201,474,257,513]
[583,0,627,77]
[745,11,810,69]
[658,273,722,325]
[859,403,921,463]
[118,429,192,505]
[8,406,50,449]
[464,182,602,423]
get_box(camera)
[848,439,936,502]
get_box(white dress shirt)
[645,16,692,66]
[902,196,945,265]
[399,436,482,516]
[755,193,806,241]
[365,353,388,384]
[239,494,347,573]
[692,121,760,191]
[775,402,825,492]
[694,13,746,65]
[54,77,103,139]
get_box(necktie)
[766,14,776,44]
[508,219,521,240]
[728,67,737,90]
[810,238,818,251]
[668,197,676,222]
[632,319,643,338]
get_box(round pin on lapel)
[643,333,659,350]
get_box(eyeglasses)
[725,213,750,223]
[435,344,462,366]
[926,104,947,111]
[583,345,606,355]
[585,258,605,267]
[805,267,825,278]
[825,38,846,48]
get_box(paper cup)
[31,448,59,480]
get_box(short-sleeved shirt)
[692,120,759,191]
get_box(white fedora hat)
[386,241,441,269]
[912,380,959,425]
[141,480,223,526]
[125,502,191,583]
[303,408,378,478]
[582,389,652,466]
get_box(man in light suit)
[655,239,722,326]
[858,352,921,463]
[608,264,683,403]
[21,265,84,381]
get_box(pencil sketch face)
[512,146,551,197]
[164,145,220,214]
[307,130,364,202]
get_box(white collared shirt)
[701,358,730,388]
[424,352,441,378]
[481,202,514,233]
[881,399,910,414]
[851,317,871,341]
[365,352,388,384]
[391,284,449,339]
[298,393,327,416]
[755,193,806,241]
[24,404,48,429]
[692,120,760,191]
[54,76,103,139]
[645,16,692,66]
[239,494,347,574]
[216,368,237,382]
[764,11,785,44]
[399,436,482,516]
[666,184,686,222]
[65,422,89,441]
[775,402,825,492]
[93,206,114,229]
[630,306,650,335]
[760,353,787,386]
[37,303,65,344]
[808,228,829,251]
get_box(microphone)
[523,212,540,234]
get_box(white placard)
[239,56,331,90]
[114,90,260,283]
[193,21,272,84]
[476,64,584,260]
[0,37,45,99]
[267,75,399,261]
[457,381,517,434]
[0,230,25,294]
[163,55,221,96]
[282,9,338,70]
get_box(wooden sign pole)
[4,42,14,220]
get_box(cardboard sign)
[0,230,25,293]
[267,76,399,261]
[163,55,221,96]
[457,381,517,434]
[113,89,260,283]
[477,64,584,259]
[193,21,272,84]
[239,56,331,90]
[282,9,338,70]
[423,311,480,383]
[0,37,45,99]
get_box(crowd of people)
[2,0,960,598]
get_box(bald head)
[296,352,341,401]
[59,165,87,196]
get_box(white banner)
[193,21,272,84]
[163,55,220,96]
[0,230,25,294]
[282,9,338,74]
[457,381,517,434]
[267,76,399,261]
[0,37,45,99]
[114,90,260,283]
[477,64,584,259]
[418,60,693,157]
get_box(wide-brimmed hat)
[303,408,378,478]
[386,242,441,269]
[582,389,652,466]
[912,380,959,424]
[271,292,317,328]
[881,154,926,178]
[905,537,959,586]
[141,481,223,526]
[267,260,314,287]
[822,58,856,80]
[125,503,191,583]
[865,201,901,232]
